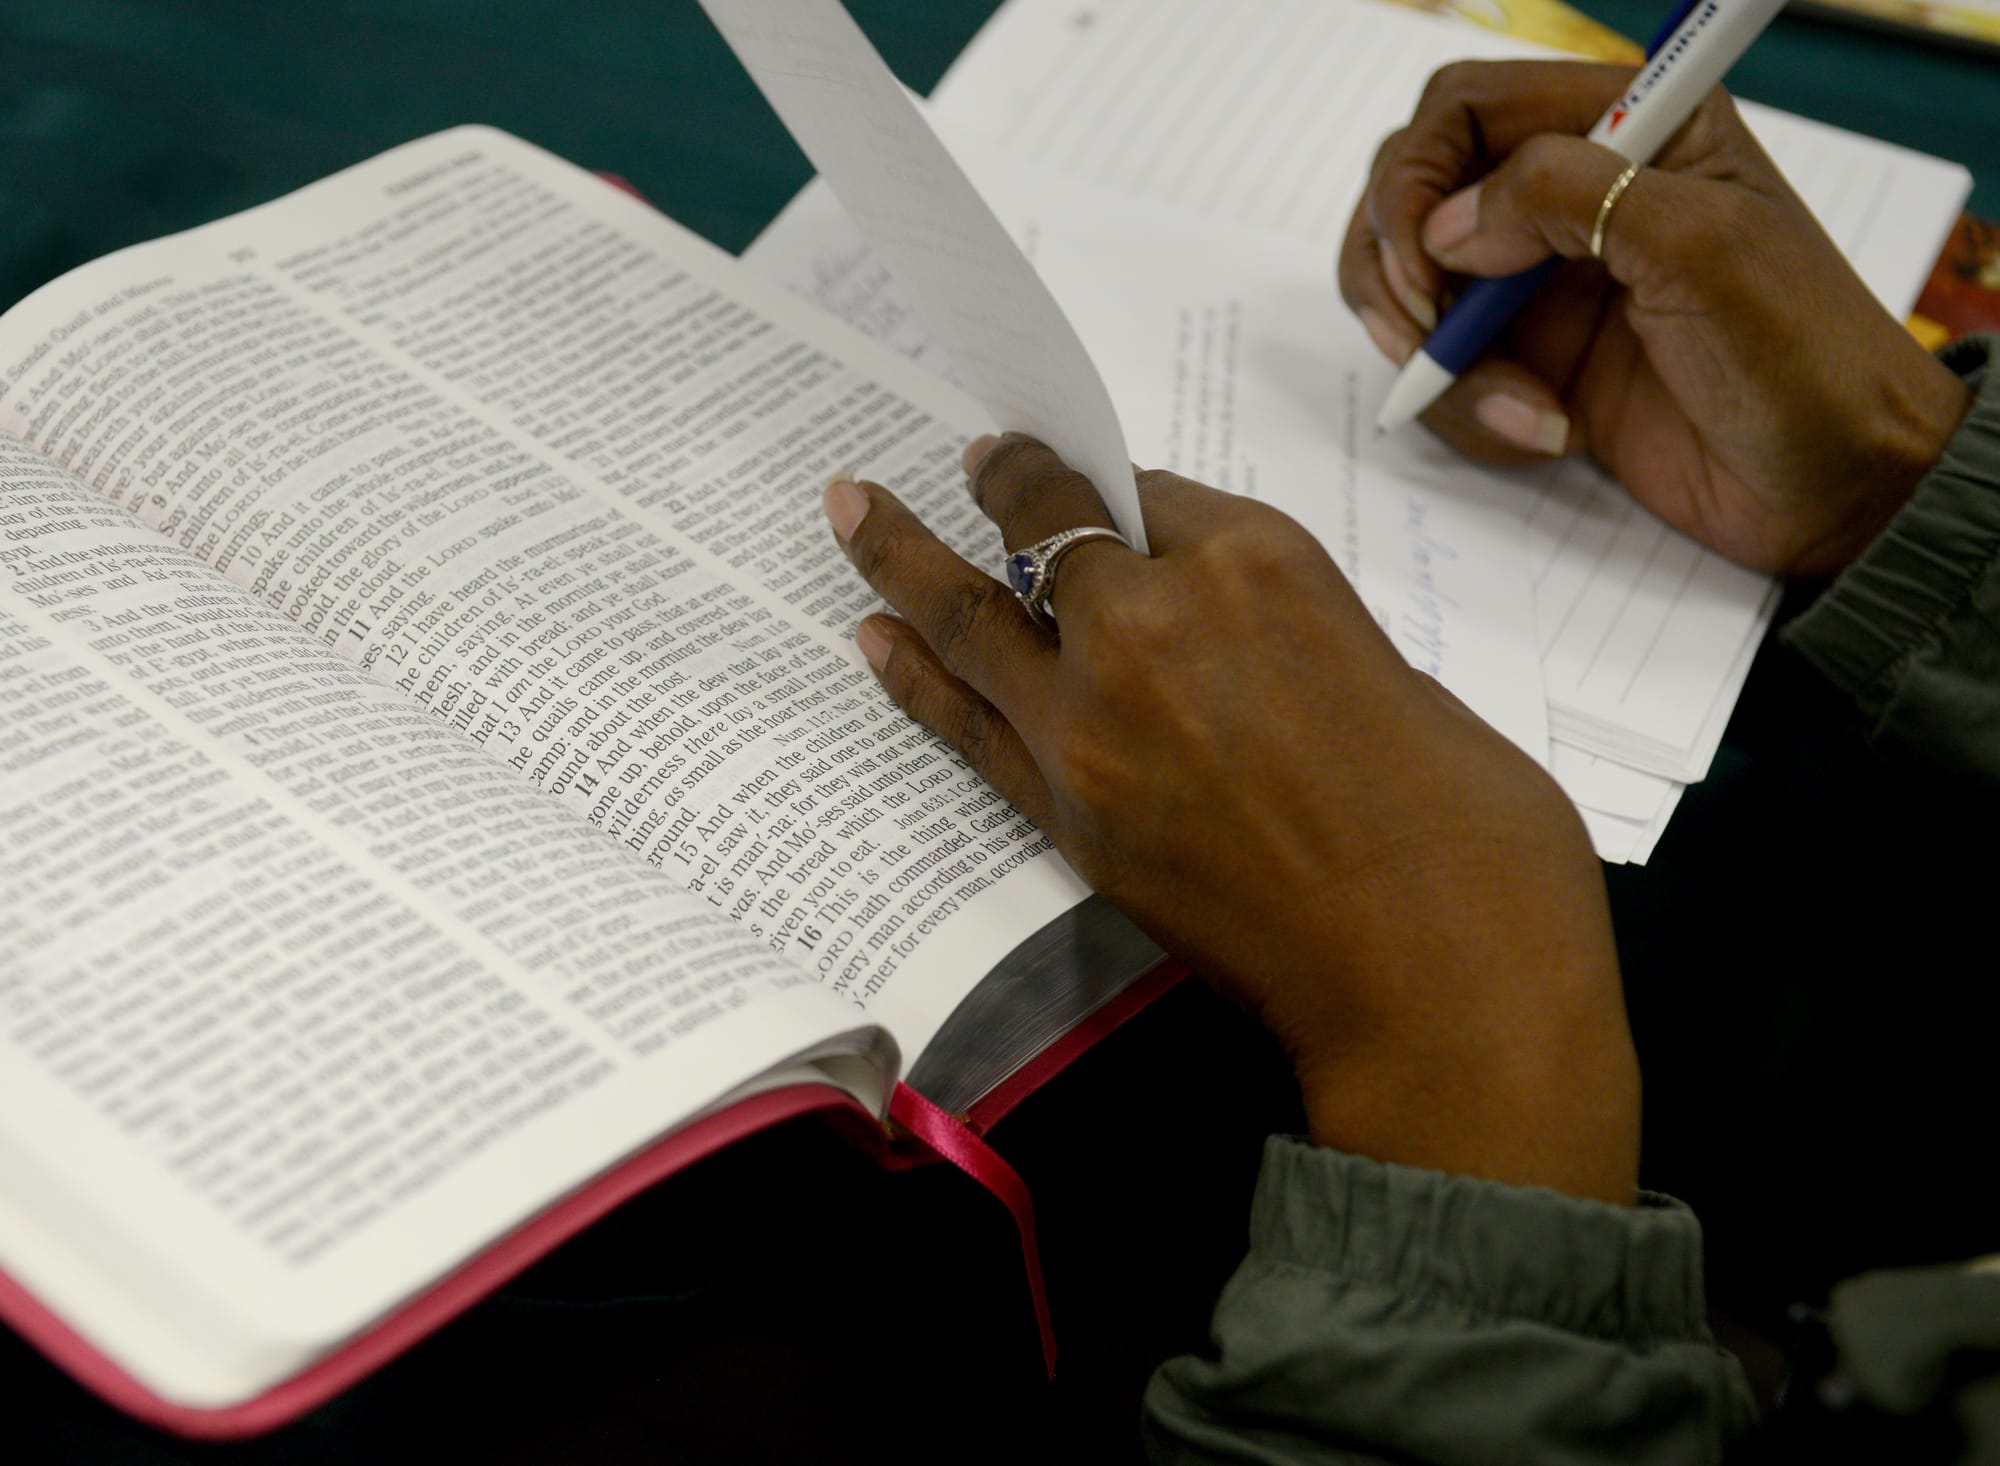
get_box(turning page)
[696,0,1147,549]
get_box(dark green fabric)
[1143,1139,1757,1465]
[1828,1268,2000,1420]
[1763,1268,2000,1462]
[1782,335,2000,791]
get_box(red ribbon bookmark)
[887,1083,1056,1379]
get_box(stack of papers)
[741,0,1969,864]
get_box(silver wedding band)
[1004,526,1131,629]
[1590,162,1642,261]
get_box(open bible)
[0,124,1168,1436]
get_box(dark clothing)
[1144,1142,1757,1464]
[1145,337,2000,1466]
[1783,335,2000,789]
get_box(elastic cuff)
[1783,334,2000,722]
[1248,1136,1712,1345]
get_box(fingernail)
[1358,307,1417,366]
[855,617,893,673]
[1475,393,1569,456]
[1378,243,1437,331]
[962,434,1000,476]
[824,475,870,544]
[1423,184,1481,259]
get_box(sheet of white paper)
[748,151,1550,764]
[1631,782,1686,864]
[1570,767,1683,864]
[1524,452,1783,777]
[695,0,1147,550]
[1577,805,1641,864]
[1558,742,1687,863]
[1578,776,1686,866]
[1549,742,1680,823]
[931,0,1964,309]
[929,0,1969,778]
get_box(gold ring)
[1590,162,1642,261]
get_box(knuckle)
[1368,128,1401,181]
[892,656,998,768]
[925,575,1009,674]
[846,511,902,586]
[971,436,1082,515]
[875,633,924,708]
[1417,61,1476,108]
[1509,135,1569,200]
[1198,508,1309,579]
[1185,532,1250,591]
[1178,521,1327,623]
[1133,466,1196,515]
[1684,87,1744,152]
[1079,592,1171,667]
[1700,189,1761,246]
[1415,60,1492,119]
[939,695,1001,768]
[1337,224,1380,310]
[1363,127,1410,227]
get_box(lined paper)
[936,0,1492,247]
[933,0,1969,779]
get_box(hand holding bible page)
[745,145,1550,766]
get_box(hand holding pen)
[1337,57,1970,576]
[1372,0,1790,434]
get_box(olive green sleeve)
[1142,1138,1758,1465]
[1781,334,2000,786]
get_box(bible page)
[0,438,887,1409]
[0,126,1091,1067]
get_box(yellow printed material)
[1381,0,1644,61]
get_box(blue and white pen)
[1374,0,1789,436]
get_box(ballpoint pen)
[1374,0,1790,435]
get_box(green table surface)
[2,0,1996,321]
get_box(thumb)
[1419,134,1691,284]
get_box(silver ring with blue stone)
[1004,527,1132,629]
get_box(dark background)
[2,2,1996,1461]
[2,0,1997,320]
